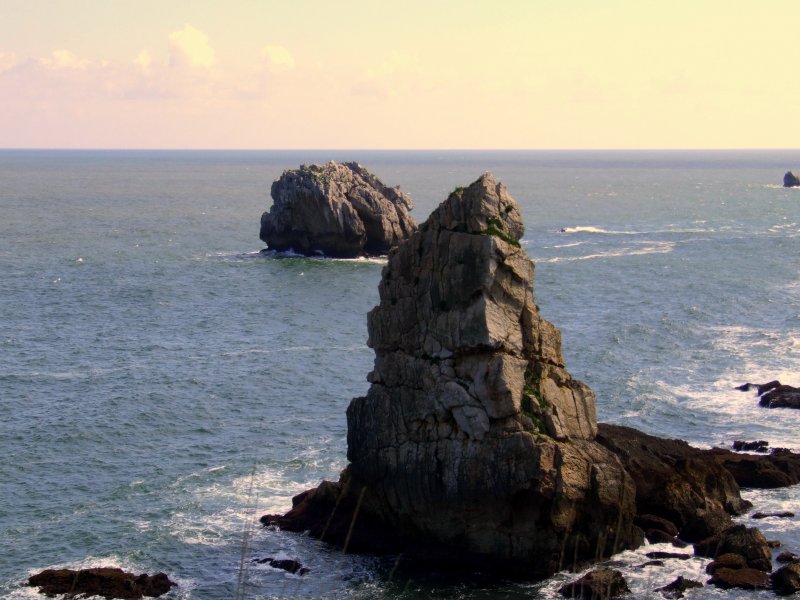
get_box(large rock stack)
[265,173,800,580]
[260,161,417,257]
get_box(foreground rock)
[784,171,800,187]
[28,568,175,599]
[265,174,800,581]
[260,161,416,257]
[558,568,630,598]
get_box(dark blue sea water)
[1,150,799,599]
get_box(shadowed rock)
[784,171,800,187]
[772,562,800,595]
[260,161,416,257]
[27,568,175,599]
[694,524,772,572]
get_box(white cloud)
[168,24,216,68]
[133,49,158,72]
[261,45,295,72]
[0,51,18,72]
[40,49,90,70]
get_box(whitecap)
[534,241,674,263]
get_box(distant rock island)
[260,161,417,257]
[783,171,800,187]
[264,174,800,581]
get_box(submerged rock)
[657,576,703,598]
[558,568,630,598]
[27,567,175,599]
[260,161,416,257]
[784,171,800,187]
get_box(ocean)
[1,149,799,599]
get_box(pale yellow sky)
[1,0,799,149]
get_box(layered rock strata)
[260,161,417,257]
[272,174,640,577]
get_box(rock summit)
[260,161,417,257]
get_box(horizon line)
[2,147,800,153]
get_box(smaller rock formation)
[28,568,175,599]
[558,568,630,599]
[260,161,417,257]
[752,511,794,520]
[776,551,799,564]
[708,567,770,590]
[733,440,769,452]
[784,171,800,187]
[737,380,800,409]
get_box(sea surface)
[1,149,799,599]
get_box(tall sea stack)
[344,174,641,575]
[266,173,800,578]
[263,174,639,576]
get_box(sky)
[1,0,799,149]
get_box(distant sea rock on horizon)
[783,171,800,187]
[260,161,417,257]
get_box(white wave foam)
[534,242,674,263]
[549,241,587,249]
[561,226,641,235]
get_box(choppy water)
[1,150,799,598]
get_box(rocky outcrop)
[784,171,800,187]
[596,424,749,542]
[657,576,703,598]
[28,568,175,599]
[264,173,800,581]
[260,161,416,257]
[738,380,800,408]
[694,524,773,572]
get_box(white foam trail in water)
[534,241,675,263]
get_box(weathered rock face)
[260,161,417,257]
[784,171,800,187]
[345,174,640,576]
